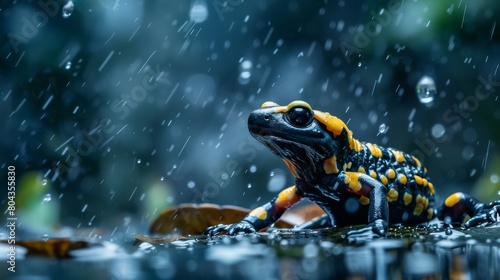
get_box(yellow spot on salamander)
[445,192,462,207]
[380,175,388,185]
[274,100,313,113]
[391,150,405,163]
[261,101,279,108]
[428,182,435,195]
[323,156,339,174]
[398,174,408,185]
[385,169,396,179]
[387,188,399,201]
[358,166,366,174]
[352,139,363,152]
[403,193,412,205]
[412,156,422,167]
[275,186,301,208]
[369,170,377,179]
[359,196,370,205]
[249,207,267,220]
[366,143,383,158]
[343,173,362,193]
[414,175,423,185]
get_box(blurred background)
[0,0,499,237]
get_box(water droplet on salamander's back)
[416,75,437,106]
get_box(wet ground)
[1,224,500,279]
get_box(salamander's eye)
[286,106,313,127]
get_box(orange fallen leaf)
[149,203,325,235]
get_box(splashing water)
[42,193,52,202]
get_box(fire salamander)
[205,101,500,238]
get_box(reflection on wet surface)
[1,226,499,279]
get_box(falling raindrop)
[416,76,437,105]
[431,123,446,139]
[249,165,257,173]
[42,194,52,202]
[189,0,208,23]
[41,179,48,186]
[238,60,252,85]
[187,181,196,189]
[267,169,286,192]
[238,71,251,85]
[62,1,74,19]
[65,61,72,70]
[378,123,388,134]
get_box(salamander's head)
[248,101,361,180]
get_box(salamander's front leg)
[205,185,302,236]
[437,192,500,227]
[338,171,389,238]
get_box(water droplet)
[189,0,208,23]
[41,179,48,186]
[160,176,164,181]
[416,76,437,105]
[378,123,388,134]
[42,234,49,241]
[445,227,453,235]
[137,159,142,164]
[42,194,52,202]
[240,60,252,71]
[249,165,257,173]
[247,183,252,188]
[267,169,286,192]
[81,204,88,213]
[238,72,251,84]
[490,174,499,184]
[303,243,319,258]
[431,123,446,139]
[62,1,74,18]
[461,146,474,160]
[187,181,196,189]
[65,61,72,70]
